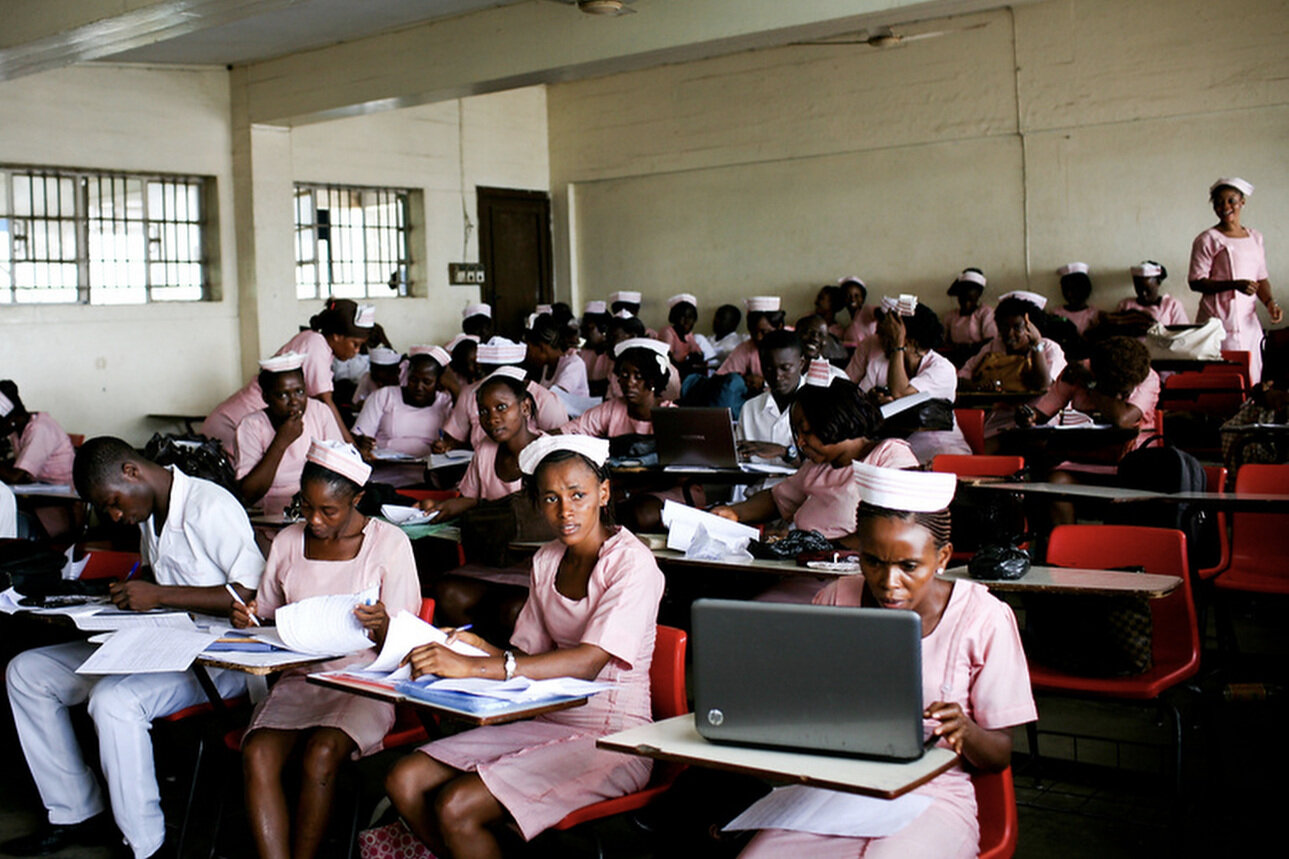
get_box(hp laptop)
[691,599,926,761]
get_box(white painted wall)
[548,0,1289,334]
[0,64,241,443]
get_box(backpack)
[143,433,239,497]
[1109,438,1214,569]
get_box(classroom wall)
[547,0,1289,334]
[0,64,241,443]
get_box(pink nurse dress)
[659,327,702,363]
[944,306,997,346]
[442,380,569,448]
[717,339,763,379]
[11,412,74,485]
[418,527,664,840]
[1116,295,1189,326]
[1051,305,1102,335]
[769,440,919,540]
[246,518,422,756]
[1191,226,1271,383]
[234,398,345,515]
[739,578,1036,859]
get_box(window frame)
[293,182,414,301]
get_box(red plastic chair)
[78,549,141,580]
[549,626,688,842]
[1160,371,1247,416]
[955,408,987,455]
[975,766,1018,859]
[381,598,439,750]
[1213,464,1289,596]
[1197,466,1230,580]
[1028,525,1200,791]
[931,454,1024,478]
[1211,350,1252,389]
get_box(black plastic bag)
[748,529,833,560]
[968,544,1030,581]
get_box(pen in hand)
[225,583,260,627]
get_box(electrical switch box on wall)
[448,263,486,285]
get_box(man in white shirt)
[5,437,264,859]
[737,329,806,483]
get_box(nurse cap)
[518,434,611,475]
[462,303,492,320]
[483,365,528,384]
[613,337,670,374]
[1210,177,1254,197]
[1130,262,1163,278]
[305,439,372,487]
[609,290,643,305]
[745,296,781,312]
[955,270,987,288]
[999,290,1048,310]
[408,345,450,367]
[367,347,402,367]
[1058,262,1089,277]
[584,300,607,315]
[852,461,957,513]
[668,293,698,309]
[259,351,305,373]
[837,275,867,289]
[535,304,553,315]
[476,337,527,365]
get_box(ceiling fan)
[546,0,637,16]
[791,20,989,50]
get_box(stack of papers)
[393,675,610,713]
[661,500,759,553]
[428,451,474,470]
[359,611,489,680]
[724,785,931,838]
[76,627,221,675]
[275,586,380,655]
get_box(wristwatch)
[503,650,517,681]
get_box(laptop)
[691,599,926,761]
[652,407,795,474]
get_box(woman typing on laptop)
[737,464,1036,858]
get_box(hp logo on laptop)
[706,708,724,726]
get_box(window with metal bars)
[294,183,412,300]
[0,166,208,305]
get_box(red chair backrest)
[955,408,986,455]
[1230,464,1289,577]
[79,550,141,580]
[1162,371,1246,414]
[417,598,436,623]
[1046,525,1198,673]
[931,454,1024,478]
[650,625,688,720]
[1215,350,1252,389]
[975,766,1018,859]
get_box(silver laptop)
[691,599,926,761]
[651,407,740,469]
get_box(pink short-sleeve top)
[659,327,701,362]
[234,398,345,515]
[352,386,452,457]
[1030,362,1161,447]
[1051,305,1102,335]
[581,349,612,382]
[443,379,569,448]
[944,305,997,345]
[770,440,919,539]
[458,433,542,502]
[858,349,958,400]
[558,398,669,438]
[11,413,75,485]
[543,350,591,398]
[717,339,762,378]
[843,306,878,345]
[1190,226,1269,337]
[1116,295,1189,326]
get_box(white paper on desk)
[29,603,105,618]
[380,505,440,526]
[74,610,196,632]
[199,649,325,669]
[739,462,797,475]
[428,451,474,470]
[879,390,937,420]
[0,587,25,615]
[275,586,378,655]
[362,611,489,676]
[661,500,759,554]
[76,627,220,675]
[425,675,611,703]
[723,784,932,838]
[372,448,422,462]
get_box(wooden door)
[477,187,552,340]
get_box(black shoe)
[0,813,114,856]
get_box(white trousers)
[6,641,247,858]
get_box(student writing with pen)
[4,437,264,859]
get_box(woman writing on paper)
[385,434,665,857]
[735,464,1036,858]
[231,440,420,859]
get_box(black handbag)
[967,543,1031,581]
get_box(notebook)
[652,407,794,474]
[691,599,926,761]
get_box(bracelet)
[893,346,907,352]
[503,650,517,681]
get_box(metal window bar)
[293,183,412,299]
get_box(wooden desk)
[652,548,853,578]
[597,715,958,799]
[940,565,1181,599]
[967,481,1289,512]
[196,652,330,677]
[965,481,1160,503]
[145,413,207,434]
[307,671,589,726]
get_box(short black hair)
[300,460,364,500]
[816,284,846,313]
[1059,272,1093,302]
[747,309,786,329]
[715,304,742,326]
[615,347,671,394]
[794,379,882,444]
[526,314,562,348]
[857,503,952,549]
[995,297,1043,323]
[608,315,646,340]
[667,301,697,325]
[758,329,803,360]
[462,313,492,337]
[256,366,306,397]
[902,303,944,351]
[73,436,139,498]
[0,379,23,415]
[1090,336,1150,398]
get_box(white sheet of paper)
[73,610,196,631]
[879,390,937,420]
[739,462,797,475]
[0,587,26,615]
[363,610,488,675]
[380,505,439,526]
[76,628,221,675]
[553,389,604,419]
[723,784,932,838]
[428,451,475,470]
[275,586,379,655]
[661,500,759,552]
[60,545,90,580]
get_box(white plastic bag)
[1144,318,1224,361]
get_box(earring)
[935,568,945,575]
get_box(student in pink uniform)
[1190,177,1281,384]
[385,434,664,856]
[1051,262,1102,335]
[461,303,494,343]
[1116,261,1190,326]
[659,293,706,378]
[579,302,613,397]
[529,315,590,399]
[813,284,849,340]
[0,381,74,486]
[235,354,345,516]
[350,347,403,408]
[436,337,569,451]
[203,298,374,454]
[712,368,918,541]
[718,297,786,392]
[839,276,878,345]
[352,347,453,486]
[737,464,1036,859]
[943,269,997,366]
[233,441,420,859]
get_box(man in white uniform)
[4,437,264,859]
[736,329,806,499]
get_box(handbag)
[1144,318,1223,361]
[967,544,1030,581]
[971,353,1032,392]
[357,821,436,859]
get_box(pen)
[125,561,141,581]
[225,583,260,627]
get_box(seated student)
[857,300,972,464]
[659,293,707,377]
[840,275,878,344]
[384,434,664,857]
[736,464,1036,859]
[333,324,394,409]
[5,436,263,859]
[718,296,787,393]
[203,298,373,454]
[737,330,805,475]
[579,301,614,397]
[441,334,481,402]
[461,302,494,342]
[235,353,345,515]
[1222,342,1289,475]
[605,314,683,403]
[712,367,918,541]
[352,347,454,486]
[233,441,419,859]
[436,337,569,451]
[0,381,77,538]
[350,346,403,407]
[1111,260,1190,328]
[1050,262,1103,336]
[609,289,657,338]
[943,269,997,366]
[696,303,748,369]
[813,284,849,340]
[795,314,850,371]
[528,314,590,399]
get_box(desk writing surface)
[597,716,958,800]
[940,566,1180,599]
[196,652,329,676]
[652,548,851,577]
[966,481,1161,502]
